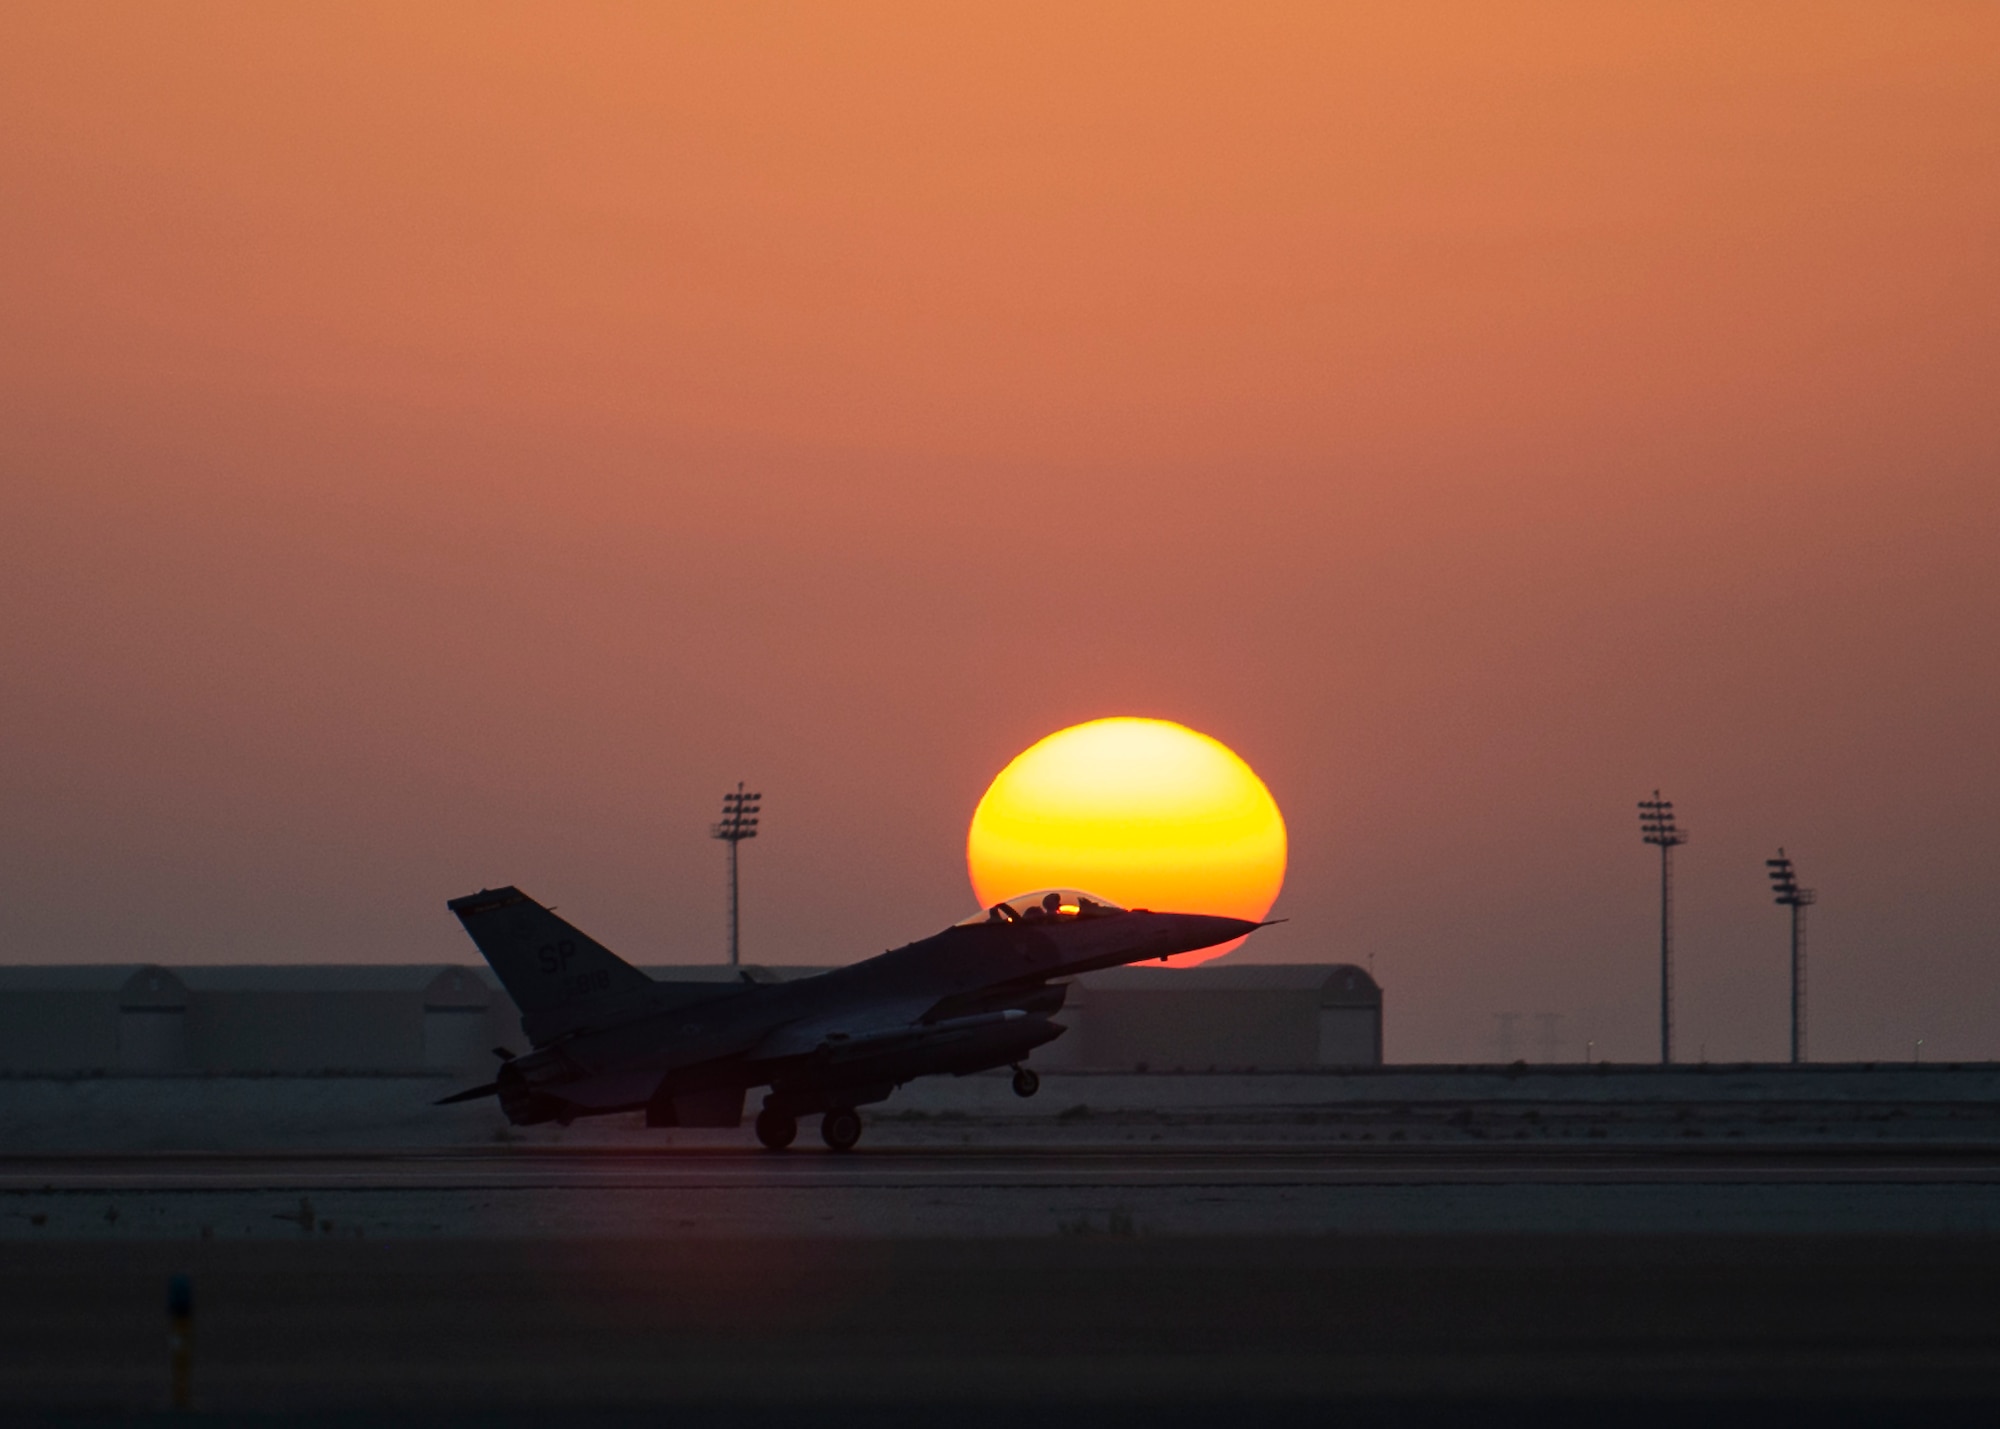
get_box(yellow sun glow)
[967,718,1287,965]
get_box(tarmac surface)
[15,1142,2000,1189]
[9,1233,2000,1422]
[11,1073,2000,1419]
[7,1141,2000,1238]
[10,1063,2000,1153]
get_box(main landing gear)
[820,1107,863,1152]
[754,1107,797,1150]
[1011,1066,1040,1099]
[756,1103,864,1152]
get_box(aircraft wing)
[751,998,957,1061]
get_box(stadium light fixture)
[1766,849,1817,1064]
[1638,791,1687,1065]
[710,783,761,967]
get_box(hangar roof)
[134,965,489,1008]
[0,965,156,991]
[0,964,190,1009]
[175,965,482,992]
[1079,963,1380,1006]
[0,960,1377,1008]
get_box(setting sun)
[967,718,1287,965]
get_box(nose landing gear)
[1011,1066,1040,1099]
[754,1107,797,1150]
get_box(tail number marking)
[537,940,612,999]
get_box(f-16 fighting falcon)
[440,886,1264,1150]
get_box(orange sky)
[1,3,1995,1061]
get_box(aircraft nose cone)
[1157,913,1264,956]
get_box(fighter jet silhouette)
[440,886,1263,1150]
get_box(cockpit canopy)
[956,889,1128,927]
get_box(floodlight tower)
[709,782,761,967]
[1638,791,1687,1065]
[1766,849,1816,1064]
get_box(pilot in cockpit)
[976,891,1119,926]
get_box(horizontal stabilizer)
[434,1082,499,1106]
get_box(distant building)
[634,962,1385,1071]
[0,965,495,1074]
[1039,964,1383,1071]
[0,966,171,1073]
[0,961,1382,1075]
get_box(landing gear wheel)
[820,1107,863,1152]
[754,1107,797,1150]
[1011,1067,1041,1099]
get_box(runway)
[8,1142,2000,1238]
[10,1142,2000,1190]
[10,1233,2000,1419]
[11,1146,2000,1415]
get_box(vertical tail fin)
[447,887,652,1018]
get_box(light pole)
[710,783,761,967]
[1638,791,1686,1065]
[1766,849,1816,1064]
